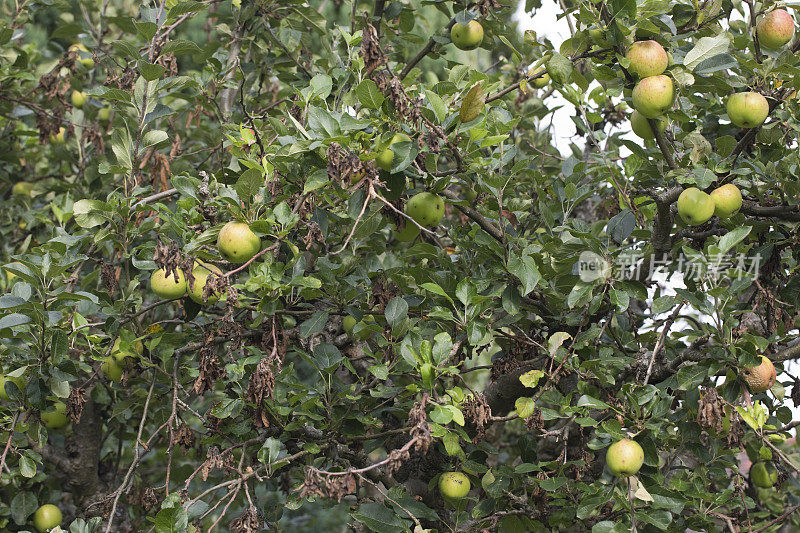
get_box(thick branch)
[441,189,505,243]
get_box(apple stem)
[627,476,638,532]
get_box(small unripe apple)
[626,40,669,78]
[742,356,776,394]
[150,268,187,299]
[376,133,412,172]
[405,192,445,227]
[727,92,769,128]
[450,20,484,51]
[606,438,644,477]
[71,90,87,108]
[0,374,25,401]
[677,187,715,226]
[41,402,68,430]
[217,221,261,263]
[343,315,357,334]
[531,70,550,88]
[98,106,111,122]
[50,127,66,145]
[750,461,778,488]
[630,110,666,140]
[188,261,224,304]
[101,356,123,382]
[32,504,62,533]
[757,9,795,49]
[12,181,34,197]
[710,184,742,218]
[439,471,471,500]
[69,43,94,68]
[632,75,674,118]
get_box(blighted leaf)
[460,82,485,123]
[519,369,544,388]
[515,397,536,418]
[548,331,572,356]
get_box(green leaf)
[424,89,448,123]
[72,199,109,228]
[355,79,385,109]
[384,297,408,328]
[10,491,37,525]
[684,34,730,69]
[235,168,263,201]
[519,369,544,388]
[142,129,168,149]
[19,456,36,478]
[546,52,573,85]
[507,252,541,296]
[300,311,329,338]
[160,39,202,55]
[351,502,407,533]
[515,397,536,418]
[717,226,751,255]
[138,61,166,81]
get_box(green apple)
[677,187,715,226]
[217,221,261,263]
[12,181,33,197]
[150,268,187,299]
[32,504,62,533]
[439,471,471,500]
[630,110,666,140]
[188,261,224,304]
[531,69,550,88]
[69,43,94,68]
[41,402,68,430]
[626,40,668,78]
[606,438,644,477]
[98,106,111,122]
[727,92,769,128]
[112,336,143,369]
[101,357,123,382]
[405,192,445,227]
[0,374,25,401]
[71,90,87,108]
[757,9,794,49]
[632,75,674,118]
[376,133,412,172]
[750,461,778,488]
[710,183,742,218]
[450,20,483,51]
[343,315,357,334]
[50,127,66,145]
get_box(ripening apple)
[405,192,445,227]
[111,337,143,369]
[757,9,795,49]
[101,357,123,382]
[710,184,742,218]
[12,181,33,197]
[632,75,674,118]
[531,70,550,88]
[742,355,776,394]
[188,261,224,304]
[750,461,778,488]
[727,92,769,128]
[217,221,261,263]
[71,90,87,108]
[606,438,644,477]
[41,402,68,430]
[32,504,62,533]
[450,20,484,50]
[50,127,66,145]
[98,106,111,122]
[376,133,412,172]
[150,267,187,299]
[439,471,471,501]
[630,110,666,140]
[677,187,715,226]
[626,40,668,78]
[69,43,94,68]
[0,373,25,401]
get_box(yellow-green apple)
[439,471,471,501]
[32,504,62,533]
[450,20,484,50]
[98,106,111,122]
[532,70,550,88]
[727,92,769,128]
[630,110,666,139]
[342,315,357,334]
[50,127,66,144]
[757,9,795,49]
[188,261,224,304]
[217,221,261,263]
[71,90,87,108]
[41,402,68,430]
[742,356,776,393]
[405,192,445,227]
[677,187,715,226]
[150,268,187,299]
[710,183,742,218]
[69,43,94,68]
[632,75,674,118]
[394,222,421,242]
[606,438,644,476]
[112,337,143,369]
[750,461,778,488]
[626,40,668,78]
[101,357,123,382]
[376,133,412,172]
[12,182,33,197]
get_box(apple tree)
[2,0,800,531]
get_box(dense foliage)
[2,0,800,531]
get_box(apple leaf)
[459,82,485,124]
[546,52,573,85]
[717,226,751,255]
[355,79,384,109]
[519,369,544,388]
[684,34,730,70]
[548,331,572,356]
[515,397,536,418]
